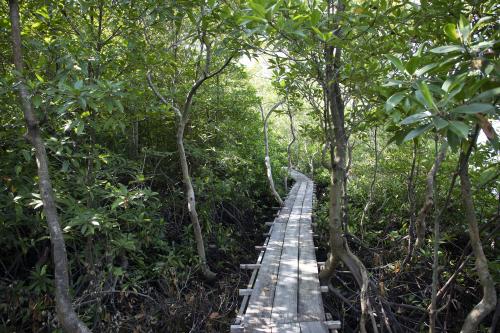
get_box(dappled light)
[1,0,497,332]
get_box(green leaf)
[385,55,407,74]
[405,57,422,75]
[430,45,465,54]
[35,72,45,82]
[418,81,437,111]
[248,1,266,17]
[400,111,431,125]
[478,166,499,186]
[32,95,42,108]
[447,130,460,150]
[471,88,500,102]
[310,9,321,26]
[451,103,495,114]
[403,123,433,142]
[386,92,405,112]
[433,117,448,130]
[471,16,494,34]
[22,149,31,162]
[448,121,469,138]
[415,63,438,77]
[443,23,459,41]
[240,15,267,24]
[458,15,471,41]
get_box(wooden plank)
[272,323,301,333]
[299,321,329,333]
[298,182,326,322]
[244,182,303,328]
[244,222,286,327]
[237,172,336,332]
[271,181,307,324]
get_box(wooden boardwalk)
[232,171,341,333]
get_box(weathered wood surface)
[235,170,334,333]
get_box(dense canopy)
[0,0,498,332]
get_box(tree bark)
[402,140,418,266]
[359,127,378,239]
[318,8,375,330]
[147,49,232,280]
[415,141,448,250]
[260,102,284,206]
[459,130,497,333]
[285,101,296,192]
[176,120,216,280]
[8,1,91,332]
[429,141,448,333]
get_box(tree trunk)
[319,20,375,330]
[8,1,91,332]
[260,102,284,206]
[402,140,418,266]
[360,127,378,239]
[285,103,296,192]
[415,141,448,250]
[459,133,497,333]
[177,121,216,280]
[147,45,233,281]
[429,141,448,333]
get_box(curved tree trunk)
[177,122,216,280]
[8,1,91,332]
[459,133,497,333]
[415,141,448,250]
[260,102,284,206]
[319,17,375,330]
[147,38,233,280]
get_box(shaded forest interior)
[0,0,498,332]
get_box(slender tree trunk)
[8,1,91,332]
[147,46,233,280]
[429,141,448,333]
[319,14,375,330]
[415,141,448,250]
[285,103,296,192]
[403,140,418,266]
[459,131,497,333]
[260,102,284,206]
[177,121,216,280]
[360,127,378,239]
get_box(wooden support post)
[325,321,342,329]
[240,263,261,270]
[230,325,244,333]
[239,289,253,296]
